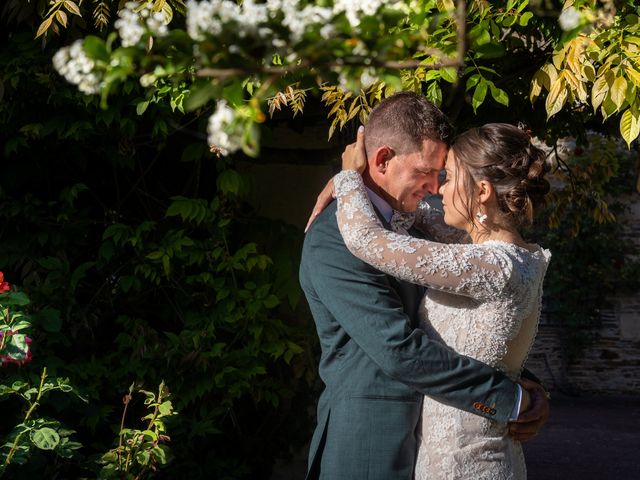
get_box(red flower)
[0,272,10,294]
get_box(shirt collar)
[365,186,394,223]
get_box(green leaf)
[30,427,61,450]
[136,450,151,465]
[440,67,457,83]
[185,82,217,111]
[0,291,30,306]
[146,251,164,260]
[519,11,533,26]
[503,15,517,27]
[263,295,280,309]
[158,400,173,415]
[136,100,150,115]
[466,74,481,91]
[83,36,109,62]
[222,82,245,107]
[217,170,241,195]
[152,445,169,464]
[471,81,488,113]
[489,83,509,107]
[475,43,506,59]
[425,81,442,107]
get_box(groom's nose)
[427,175,440,195]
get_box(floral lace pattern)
[334,170,551,480]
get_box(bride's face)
[438,151,472,231]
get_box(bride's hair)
[451,123,550,227]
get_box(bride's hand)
[341,125,367,173]
[304,178,335,233]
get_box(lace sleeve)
[414,200,471,244]
[334,170,512,300]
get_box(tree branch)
[196,57,464,80]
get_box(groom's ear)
[373,145,395,174]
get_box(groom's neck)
[363,170,396,210]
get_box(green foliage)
[0,13,315,478]
[98,382,175,479]
[528,133,640,358]
[0,368,86,476]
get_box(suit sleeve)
[302,209,519,423]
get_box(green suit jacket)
[299,202,519,480]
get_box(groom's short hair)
[365,91,453,157]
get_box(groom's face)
[383,139,448,212]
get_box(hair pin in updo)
[517,121,533,139]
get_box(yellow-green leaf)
[35,16,53,38]
[591,74,609,112]
[63,0,81,16]
[610,76,627,110]
[552,49,565,70]
[56,9,68,27]
[624,65,640,87]
[529,71,543,104]
[540,63,558,91]
[564,70,580,91]
[620,107,640,148]
[582,63,596,82]
[545,76,568,119]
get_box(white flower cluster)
[207,101,244,156]
[333,0,386,27]
[186,0,391,45]
[52,40,102,95]
[186,0,268,41]
[268,0,333,42]
[558,6,581,31]
[115,2,168,48]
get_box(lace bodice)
[334,170,551,479]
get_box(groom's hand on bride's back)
[508,378,550,442]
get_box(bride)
[331,123,551,479]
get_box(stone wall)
[526,194,640,394]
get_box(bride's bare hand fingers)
[305,178,335,232]
[341,126,367,173]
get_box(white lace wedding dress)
[333,170,551,480]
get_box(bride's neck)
[469,223,524,246]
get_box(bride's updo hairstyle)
[451,123,550,227]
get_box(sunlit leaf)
[620,107,640,148]
[546,76,568,119]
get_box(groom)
[299,92,548,479]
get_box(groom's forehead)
[418,139,448,167]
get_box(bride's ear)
[373,145,394,173]
[476,180,494,205]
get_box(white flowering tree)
[43,0,640,153]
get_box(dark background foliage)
[1,21,317,480]
[2,2,640,478]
